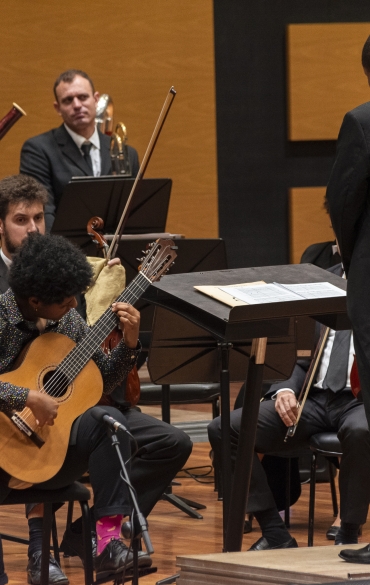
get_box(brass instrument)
[96,94,114,135]
[95,94,131,176]
[0,103,26,140]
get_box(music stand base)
[155,573,180,585]
[162,493,205,519]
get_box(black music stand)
[116,238,228,335]
[142,264,349,552]
[51,177,172,253]
[122,239,228,518]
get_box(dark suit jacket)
[0,258,9,295]
[326,102,370,276]
[20,125,140,231]
[300,241,341,269]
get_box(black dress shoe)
[248,536,298,551]
[339,544,370,564]
[27,552,69,585]
[94,539,152,579]
[326,525,340,540]
[60,526,97,560]
[327,525,362,541]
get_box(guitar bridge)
[10,413,45,449]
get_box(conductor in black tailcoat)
[20,69,139,232]
[327,35,370,564]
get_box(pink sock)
[96,514,123,555]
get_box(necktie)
[81,143,93,175]
[323,330,352,392]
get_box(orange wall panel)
[0,1,217,237]
[287,23,370,140]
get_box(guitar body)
[0,332,103,484]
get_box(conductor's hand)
[112,302,140,349]
[275,390,298,428]
[26,390,59,427]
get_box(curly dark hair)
[0,175,48,221]
[9,233,93,304]
[362,36,370,71]
[53,69,95,100]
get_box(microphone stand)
[104,425,154,585]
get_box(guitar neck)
[58,271,151,381]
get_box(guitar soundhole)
[42,370,70,398]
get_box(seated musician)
[20,69,140,231]
[0,232,153,582]
[0,174,192,584]
[208,261,370,550]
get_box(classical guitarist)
[0,232,152,581]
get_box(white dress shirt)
[64,124,101,177]
[0,249,12,269]
[274,329,354,397]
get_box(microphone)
[91,407,129,434]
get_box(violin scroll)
[87,216,109,257]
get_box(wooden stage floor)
[1,441,369,585]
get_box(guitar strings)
[20,275,146,426]
[19,272,151,427]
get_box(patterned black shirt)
[0,289,140,413]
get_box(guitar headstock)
[139,239,177,282]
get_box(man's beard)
[2,228,39,256]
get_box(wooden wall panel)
[289,187,335,264]
[0,1,217,237]
[287,23,370,141]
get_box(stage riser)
[177,546,369,585]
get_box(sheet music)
[217,281,345,305]
[276,282,346,299]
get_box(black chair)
[308,432,341,546]
[139,382,220,424]
[0,481,93,585]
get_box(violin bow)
[106,86,177,261]
[284,325,330,441]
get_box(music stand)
[115,238,228,334]
[121,238,228,518]
[51,177,172,253]
[142,264,349,551]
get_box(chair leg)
[51,513,60,565]
[329,462,339,517]
[66,500,74,530]
[212,397,220,419]
[41,503,52,585]
[308,452,317,547]
[285,458,291,528]
[79,500,94,585]
[161,384,171,424]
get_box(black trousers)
[122,407,193,517]
[34,406,133,519]
[25,406,192,521]
[208,389,370,525]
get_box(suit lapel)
[54,125,91,175]
[0,256,9,294]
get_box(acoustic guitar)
[0,239,176,485]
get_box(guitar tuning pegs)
[136,257,145,263]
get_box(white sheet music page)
[218,281,345,305]
[275,282,346,299]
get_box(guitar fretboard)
[43,271,151,395]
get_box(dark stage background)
[214,0,370,268]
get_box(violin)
[87,217,141,408]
